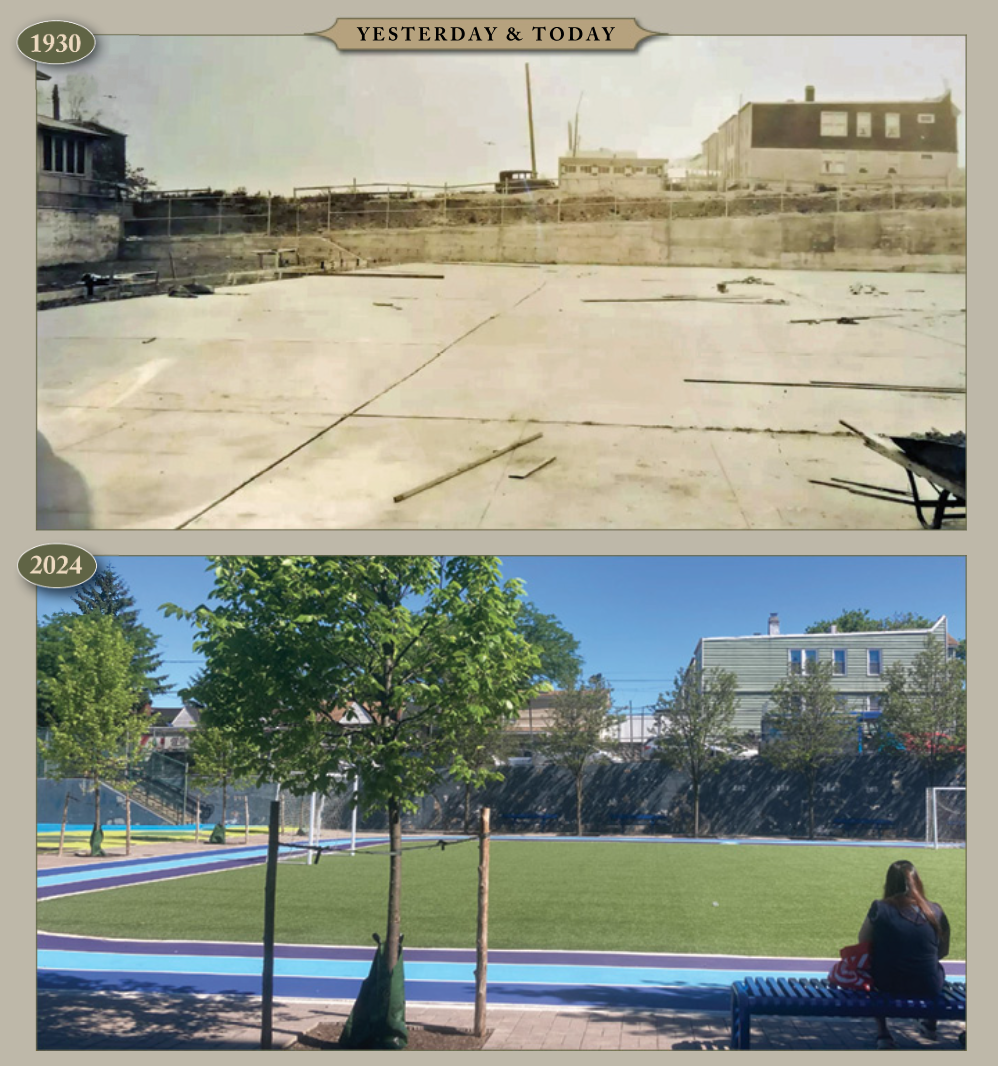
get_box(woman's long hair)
[883,860,941,935]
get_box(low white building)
[558,149,667,196]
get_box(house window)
[867,695,883,715]
[917,113,936,124]
[885,113,901,138]
[789,649,818,675]
[598,166,609,174]
[41,133,86,175]
[821,152,846,175]
[820,111,849,137]
[613,166,625,174]
[867,649,883,676]
[833,649,847,676]
[857,112,872,138]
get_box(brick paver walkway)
[35,990,965,1051]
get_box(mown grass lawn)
[38,841,966,959]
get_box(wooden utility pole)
[474,807,491,1037]
[59,793,70,857]
[525,64,537,178]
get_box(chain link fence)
[122,182,966,241]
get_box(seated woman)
[858,859,951,1050]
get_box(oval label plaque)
[17,544,98,588]
[17,21,96,65]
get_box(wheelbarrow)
[810,421,966,529]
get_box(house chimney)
[805,85,815,103]
[52,84,60,120]
[768,613,780,635]
[830,624,838,634]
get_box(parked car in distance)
[494,169,557,194]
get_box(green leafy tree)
[449,717,519,832]
[515,600,583,691]
[39,615,148,844]
[805,609,934,634]
[541,674,620,835]
[653,666,740,837]
[762,661,854,839]
[73,564,170,706]
[188,723,257,843]
[37,611,76,728]
[878,638,966,784]
[164,556,539,976]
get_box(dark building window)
[41,133,87,175]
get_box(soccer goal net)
[925,786,966,848]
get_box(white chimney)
[768,613,780,636]
[830,624,838,634]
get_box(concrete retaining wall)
[38,209,122,267]
[330,208,966,273]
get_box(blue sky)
[36,556,965,713]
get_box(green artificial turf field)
[37,841,966,959]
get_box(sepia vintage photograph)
[35,34,965,530]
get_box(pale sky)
[37,35,965,195]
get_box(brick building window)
[917,113,936,124]
[857,112,872,137]
[885,113,901,138]
[820,111,848,137]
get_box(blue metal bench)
[730,977,966,1050]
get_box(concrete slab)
[37,264,965,529]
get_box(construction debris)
[584,296,787,305]
[790,314,900,325]
[169,282,214,299]
[508,457,556,480]
[337,272,445,280]
[685,378,964,394]
[717,276,773,292]
[849,283,888,295]
[393,432,544,504]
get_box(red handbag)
[828,941,873,992]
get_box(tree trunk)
[464,782,472,835]
[575,773,584,836]
[807,773,816,839]
[125,793,132,855]
[693,780,701,838]
[94,775,101,829]
[386,797,403,970]
[221,777,227,838]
